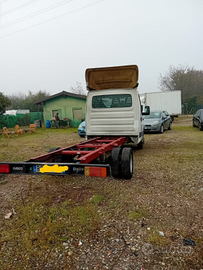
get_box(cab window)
[92,94,132,108]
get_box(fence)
[0,112,43,129]
[182,104,203,115]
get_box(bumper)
[144,125,160,133]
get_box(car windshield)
[92,94,132,108]
[143,112,161,119]
[200,111,203,117]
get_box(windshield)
[143,111,162,119]
[92,94,132,108]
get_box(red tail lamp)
[0,164,10,173]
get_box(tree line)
[159,65,203,112]
[0,82,87,115]
[0,90,50,115]
[0,69,202,115]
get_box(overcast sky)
[0,0,202,97]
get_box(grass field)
[0,116,202,270]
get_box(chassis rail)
[0,137,129,178]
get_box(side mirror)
[142,106,150,115]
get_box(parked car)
[192,109,203,131]
[143,110,172,133]
[78,121,86,137]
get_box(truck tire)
[111,147,122,178]
[121,148,133,179]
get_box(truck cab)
[85,65,149,146]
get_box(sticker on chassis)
[33,165,69,174]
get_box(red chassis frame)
[29,136,128,164]
[0,137,129,177]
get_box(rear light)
[85,167,107,177]
[0,164,10,173]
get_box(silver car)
[143,110,172,133]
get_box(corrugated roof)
[34,91,87,105]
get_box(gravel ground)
[0,116,202,270]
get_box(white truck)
[85,65,149,145]
[84,65,150,178]
[0,65,149,180]
[140,90,181,120]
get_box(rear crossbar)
[0,162,111,177]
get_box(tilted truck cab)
[85,65,147,146]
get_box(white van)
[85,65,149,148]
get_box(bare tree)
[69,82,87,95]
[158,65,203,104]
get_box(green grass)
[0,127,78,162]
[89,194,105,204]
[148,232,169,246]
[129,208,148,220]
[172,126,195,131]
[1,194,100,268]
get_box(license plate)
[33,165,42,173]
[33,164,69,174]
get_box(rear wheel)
[121,148,133,179]
[192,120,195,127]
[111,147,122,178]
[168,122,172,130]
[199,123,203,131]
